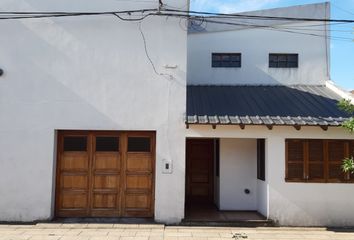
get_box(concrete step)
[180,219,275,227]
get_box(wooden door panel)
[91,134,121,216]
[62,174,88,189]
[126,175,152,189]
[93,175,119,189]
[191,173,209,183]
[92,194,117,208]
[191,187,209,196]
[61,153,88,171]
[94,153,120,170]
[126,154,152,172]
[125,194,151,209]
[56,131,155,218]
[122,133,155,217]
[61,193,88,208]
[186,139,214,204]
[56,134,90,217]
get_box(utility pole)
[159,0,164,12]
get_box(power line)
[138,21,160,76]
[0,8,352,42]
[158,13,354,42]
[0,8,354,23]
[154,12,353,42]
[112,12,153,21]
[164,9,354,23]
[191,18,353,42]
[0,9,158,20]
[0,8,157,15]
[205,18,354,33]
[138,21,173,79]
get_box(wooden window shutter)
[327,140,347,182]
[286,139,304,181]
[286,139,354,183]
[308,140,325,182]
[350,141,354,157]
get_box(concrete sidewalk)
[0,223,354,240]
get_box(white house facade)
[186,2,354,227]
[0,1,354,227]
[0,0,188,223]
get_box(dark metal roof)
[186,85,351,127]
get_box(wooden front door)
[186,139,214,204]
[55,131,155,218]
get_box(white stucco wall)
[256,179,268,217]
[219,138,257,210]
[214,176,220,209]
[187,125,354,226]
[0,0,187,223]
[187,3,330,86]
[257,139,269,218]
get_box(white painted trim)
[326,81,354,103]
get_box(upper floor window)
[269,53,298,68]
[212,53,241,68]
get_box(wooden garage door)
[55,131,155,218]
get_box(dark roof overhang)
[186,85,351,130]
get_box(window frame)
[127,136,152,153]
[269,53,298,68]
[63,136,88,152]
[285,139,354,183]
[95,136,120,152]
[212,53,242,68]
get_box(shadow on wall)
[327,227,354,232]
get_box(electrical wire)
[0,8,158,15]
[163,9,354,23]
[138,21,160,76]
[158,13,354,42]
[113,12,153,21]
[192,16,354,33]
[138,21,173,79]
[192,17,354,42]
[0,8,352,42]
[0,9,158,20]
[0,3,351,85]
[0,8,354,23]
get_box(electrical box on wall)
[162,159,173,174]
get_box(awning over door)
[186,85,351,128]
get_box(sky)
[190,0,354,90]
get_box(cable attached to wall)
[112,12,152,21]
[138,21,174,80]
